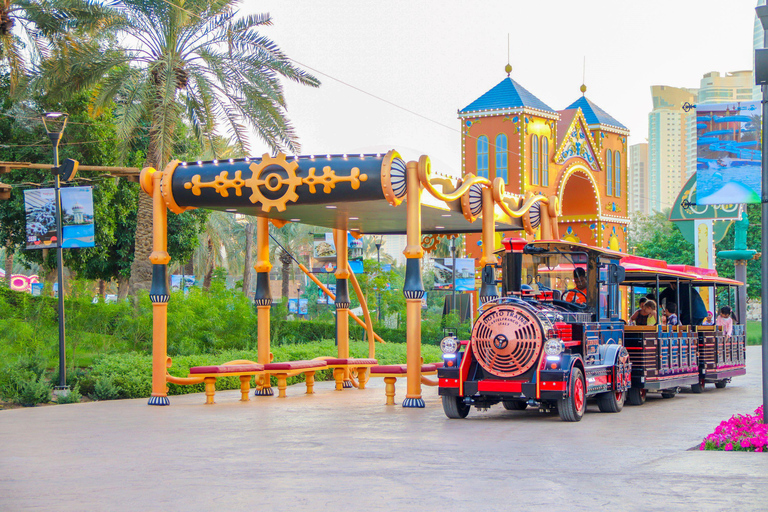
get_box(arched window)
[541,136,549,187]
[495,134,508,183]
[477,136,489,178]
[614,151,621,197]
[606,149,613,196]
[531,135,539,185]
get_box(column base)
[254,387,274,396]
[148,395,170,406]
[402,397,425,408]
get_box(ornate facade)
[460,71,630,255]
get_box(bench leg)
[357,368,368,390]
[333,368,345,391]
[239,375,251,402]
[305,371,316,394]
[276,374,288,398]
[204,377,216,405]
[384,377,397,406]
[254,374,273,396]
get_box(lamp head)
[41,112,69,135]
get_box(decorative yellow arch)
[557,163,602,216]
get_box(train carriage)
[437,239,746,421]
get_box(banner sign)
[24,187,95,249]
[312,233,363,273]
[695,102,761,205]
[433,258,475,291]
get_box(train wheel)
[715,380,728,389]
[691,376,706,394]
[597,389,625,413]
[558,367,586,422]
[442,395,470,419]
[502,400,528,411]
[627,388,646,406]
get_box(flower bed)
[700,405,767,452]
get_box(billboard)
[695,102,761,205]
[24,186,95,249]
[312,232,363,273]
[433,258,475,291]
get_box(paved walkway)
[1,347,767,511]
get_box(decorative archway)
[556,163,600,244]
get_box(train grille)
[471,305,544,378]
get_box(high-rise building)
[698,70,754,103]
[629,143,649,214]
[647,85,697,212]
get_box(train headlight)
[440,336,460,354]
[544,338,564,356]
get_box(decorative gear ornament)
[245,153,302,212]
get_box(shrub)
[54,384,82,404]
[92,377,121,401]
[15,374,52,407]
[701,405,768,452]
[0,364,34,402]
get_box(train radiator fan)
[470,305,544,378]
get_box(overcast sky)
[244,0,759,174]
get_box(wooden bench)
[369,363,442,405]
[262,360,329,398]
[321,358,379,390]
[188,361,265,405]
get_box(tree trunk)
[117,275,130,300]
[4,246,12,289]
[128,191,154,296]
[98,279,106,300]
[280,250,292,299]
[203,238,214,291]
[242,220,254,295]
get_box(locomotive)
[437,239,745,421]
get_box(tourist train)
[437,239,746,421]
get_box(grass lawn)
[747,320,762,345]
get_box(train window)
[522,250,590,308]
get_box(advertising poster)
[312,233,364,273]
[433,258,475,291]
[24,187,95,249]
[171,275,196,291]
[288,298,309,314]
[61,187,95,248]
[695,102,761,205]
[23,188,57,249]
[318,284,336,304]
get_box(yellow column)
[334,228,352,387]
[254,216,274,396]
[403,160,425,408]
[143,167,171,406]
[478,186,498,304]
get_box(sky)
[243,0,760,174]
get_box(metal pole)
[376,237,382,323]
[48,127,67,390]
[761,5,768,418]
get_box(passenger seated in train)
[659,282,707,325]
[629,299,657,326]
[664,302,679,326]
[716,306,734,338]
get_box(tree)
[269,222,313,300]
[627,210,695,265]
[715,204,761,299]
[0,0,109,92]
[40,0,320,295]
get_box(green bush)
[15,374,52,406]
[0,363,34,402]
[54,384,82,404]
[92,377,121,401]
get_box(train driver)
[562,267,588,305]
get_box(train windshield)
[522,251,589,301]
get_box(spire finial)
[580,56,586,95]
[505,33,512,76]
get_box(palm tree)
[0,0,109,92]
[269,222,313,300]
[40,0,320,294]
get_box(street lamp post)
[41,112,69,393]
[375,236,382,323]
[755,4,768,419]
[450,237,457,314]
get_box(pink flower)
[724,443,733,451]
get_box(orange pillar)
[478,186,498,305]
[334,228,352,387]
[143,167,171,406]
[254,216,274,395]
[403,160,425,408]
